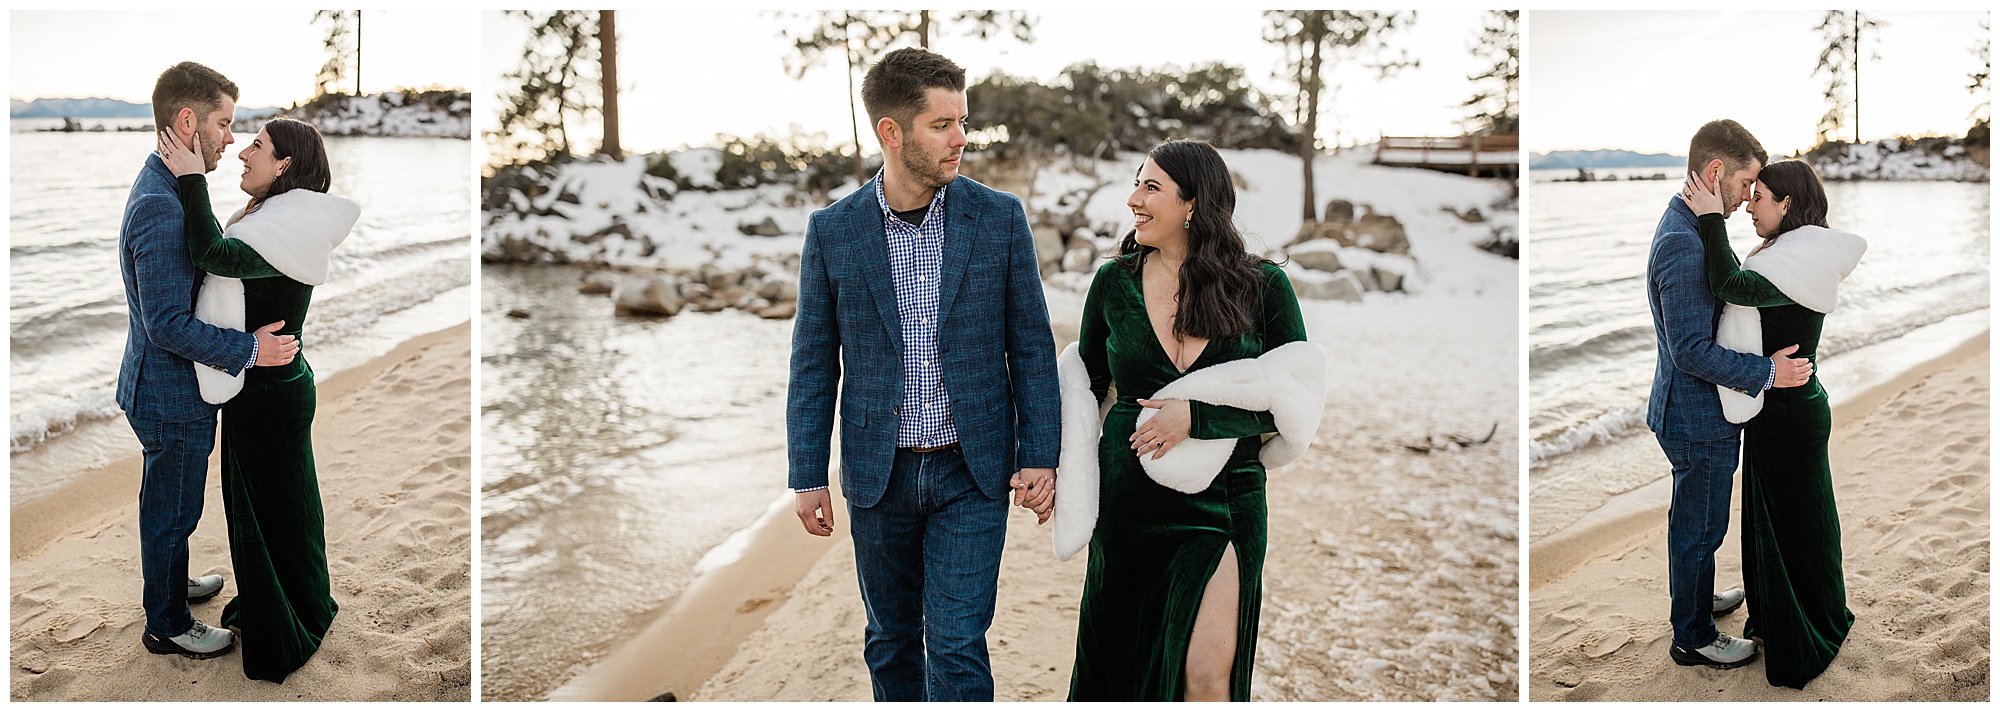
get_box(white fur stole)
[1715,225,1866,422]
[1051,340,1329,561]
[193,189,360,403]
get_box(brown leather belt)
[902,443,960,453]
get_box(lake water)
[479,264,794,701]
[8,118,472,505]
[1528,168,1990,474]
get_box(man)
[786,47,1060,701]
[1646,119,1812,669]
[119,61,298,659]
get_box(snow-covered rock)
[274,91,470,138]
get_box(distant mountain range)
[10,96,278,120]
[1529,149,1685,170]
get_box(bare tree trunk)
[846,17,866,183]
[1852,12,1861,142]
[600,10,622,159]
[1300,23,1323,224]
[355,11,363,95]
[919,10,931,49]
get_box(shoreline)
[1530,314,1990,542]
[1530,328,1990,587]
[10,322,473,702]
[11,323,469,560]
[1527,330,1989,701]
[552,294,1523,702]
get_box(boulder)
[613,274,683,317]
[1032,226,1066,277]
[1294,269,1365,302]
[757,274,800,302]
[1287,245,1343,273]
[1321,199,1356,228]
[737,216,784,237]
[1351,211,1410,255]
[1062,243,1097,273]
[579,270,620,295]
[755,300,798,320]
[1372,265,1404,293]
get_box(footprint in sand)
[51,615,103,643]
[1585,631,1631,658]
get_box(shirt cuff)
[1761,361,1776,394]
[791,485,829,494]
[245,336,259,370]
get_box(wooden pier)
[1373,134,1519,178]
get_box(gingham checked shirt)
[876,173,958,450]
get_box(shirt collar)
[873,169,949,227]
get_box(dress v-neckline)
[1134,260,1206,375]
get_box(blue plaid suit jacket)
[787,175,1061,508]
[1645,195,1771,442]
[116,154,254,423]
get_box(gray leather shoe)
[1670,631,1756,668]
[187,574,224,604]
[1713,587,1745,616]
[143,620,235,659]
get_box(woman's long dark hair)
[1750,159,1829,255]
[251,117,331,210]
[1118,139,1274,340]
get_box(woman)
[159,117,359,683]
[1057,139,1322,701]
[1682,160,1864,689]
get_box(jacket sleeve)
[127,192,255,375]
[786,213,841,491]
[1655,229,1772,394]
[1189,266,1305,440]
[178,175,282,279]
[1003,197,1062,469]
[1696,214,1793,307]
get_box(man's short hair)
[1686,119,1767,176]
[860,48,966,143]
[152,62,239,132]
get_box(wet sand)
[10,324,473,701]
[1528,332,1989,701]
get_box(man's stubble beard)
[900,143,956,191]
[196,128,221,173]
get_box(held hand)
[1131,398,1192,460]
[794,489,836,537]
[252,321,298,367]
[1681,170,1725,216]
[156,129,205,177]
[1011,468,1056,524]
[1769,344,1813,388]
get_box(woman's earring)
[1182,220,1190,229]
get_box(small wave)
[1528,323,1653,376]
[1529,399,1649,468]
[10,387,124,453]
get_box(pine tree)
[1462,10,1518,135]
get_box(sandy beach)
[549,294,1522,702]
[1528,332,1990,701]
[10,323,473,702]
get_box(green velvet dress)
[1068,255,1307,701]
[1697,214,1853,689]
[179,175,339,683]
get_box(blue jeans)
[129,412,216,639]
[847,447,1009,702]
[1658,432,1739,649]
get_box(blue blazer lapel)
[846,181,904,356]
[934,180,978,324]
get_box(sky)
[480,9,1512,159]
[1529,10,1989,156]
[11,10,474,108]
